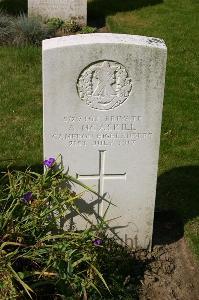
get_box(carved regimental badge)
[77,60,133,110]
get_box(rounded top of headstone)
[42,33,167,51]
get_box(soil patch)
[136,211,199,300]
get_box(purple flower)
[93,238,103,246]
[43,157,55,168]
[23,192,33,204]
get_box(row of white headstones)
[31,1,167,250]
[28,0,87,25]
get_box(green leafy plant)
[0,9,15,44]
[12,14,54,46]
[62,19,80,34]
[46,17,64,31]
[0,157,138,298]
[0,157,112,299]
[0,11,97,46]
[80,26,97,34]
[45,18,97,36]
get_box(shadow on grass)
[153,166,199,246]
[88,0,163,27]
[0,163,43,174]
[0,0,27,15]
[156,166,199,221]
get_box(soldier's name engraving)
[52,114,152,147]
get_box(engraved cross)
[76,150,126,216]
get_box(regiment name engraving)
[52,114,152,147]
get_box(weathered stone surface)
[43,33,167,249]
[28,0,87,25]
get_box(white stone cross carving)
[76,150,126,216]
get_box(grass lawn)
[0,0,199,257]
[0,46,42,168]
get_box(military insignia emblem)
[77,60,133,110]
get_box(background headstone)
[43,33,167,249]
[28,0,87,26]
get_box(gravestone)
[43,33,167,249]
[28,0,87,26]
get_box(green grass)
[0,46,42,167]
[0,0,27,15]
[0,0,199,258]
[99,0,199,168]
[185,217,199,259]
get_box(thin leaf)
[89,263,111,293]
[40,232,80,242]
[0,241,26,250]
[90,281,101,296]
[7,263,34,299]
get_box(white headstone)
[28,0,87,26]
[43,34,167,249]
